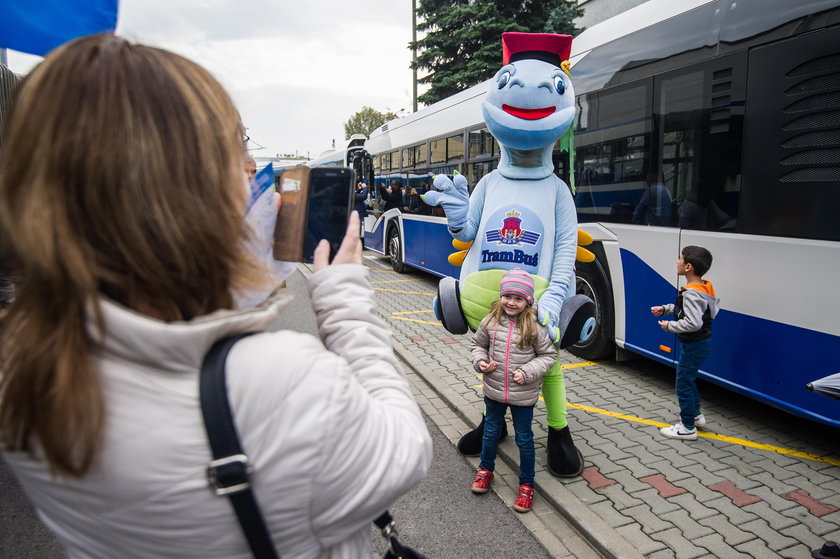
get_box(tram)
[362,0,840,428]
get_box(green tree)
[343,106,398,139]
[410,0,584,105]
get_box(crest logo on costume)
[486,209,541,246]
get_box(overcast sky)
[6,0,419,160]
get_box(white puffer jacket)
[3,264,432,558]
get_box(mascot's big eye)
[553,75,566,95]
[497,71,511,89]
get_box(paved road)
[357,249,840,559]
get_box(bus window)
[574,80,652,224]
[414,144,427,166]
[430,139,446,164]
[401,148,413,169]
[447,134,464,162]
[656,61,742,232]
[468,128,496,159]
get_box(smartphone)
[273,166,354,263]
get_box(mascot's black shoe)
[456,415,508,457]
[546,426,584,477]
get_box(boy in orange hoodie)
[651,246,720,440]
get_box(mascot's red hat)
[502,32,573,67]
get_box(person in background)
[245,153,257,182]
[651,246,720,440]
[415,182,433,215]
[404,186,420,214]
[380,179,404,212]
[469,268,557,513]
[354,180,368,244]
[0,34,431,557]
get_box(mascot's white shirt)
[456,169,578,301]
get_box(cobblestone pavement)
[306,253,840,559]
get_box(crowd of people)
[378,179,435,215]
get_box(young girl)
[469,268,557,513]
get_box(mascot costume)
[423,32,596,477]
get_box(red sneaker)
[513,483,534,513]
[471,467,494,494]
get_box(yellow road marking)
[566,402,840,467]
[391,317,441,325]
[467,375,839,465]
[390,309,839,465]
[392,310,435,315]
[371,279,424,284]
[375,288,436,296]
[560,361,599,369]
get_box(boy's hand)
[512,370,525,384]
[651,305,664,316]
[478,360,497,373]
[658,320,670,332]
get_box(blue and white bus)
[362,0,840,428]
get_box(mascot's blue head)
[482,32,575,152]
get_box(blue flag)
[0,0,119,56]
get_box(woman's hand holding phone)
[313,211,361,271]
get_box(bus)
[362,0,840,428]
[270,134,375,205]
[306,133,374,182]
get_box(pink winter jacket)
[470,314,557,406]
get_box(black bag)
[199,334,427,559]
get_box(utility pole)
[412,0,418,113]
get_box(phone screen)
[302,168,353,263]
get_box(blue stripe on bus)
[365,219,386,254]
[620,249,840,428]
[402,218,460,278]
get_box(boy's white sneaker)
[660,422,697,440]
[694,414,707,427]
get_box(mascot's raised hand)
[423,32,595,478]
[421,172,469,232]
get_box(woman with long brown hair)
[0,34,431,557]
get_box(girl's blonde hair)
[486,298,541,349]
[0,34,265,477]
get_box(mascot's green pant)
[542,362,568,429]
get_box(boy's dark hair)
[682,245,713,277]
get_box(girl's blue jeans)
[479,396,535,486]
[676,336,712,429]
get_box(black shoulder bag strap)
[200,333,278,559]
[200,334,425,559]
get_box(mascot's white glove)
[421,172,469,232]
[536,286,565,345]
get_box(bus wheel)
[569,258,614,361]
[387,225,406,273]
